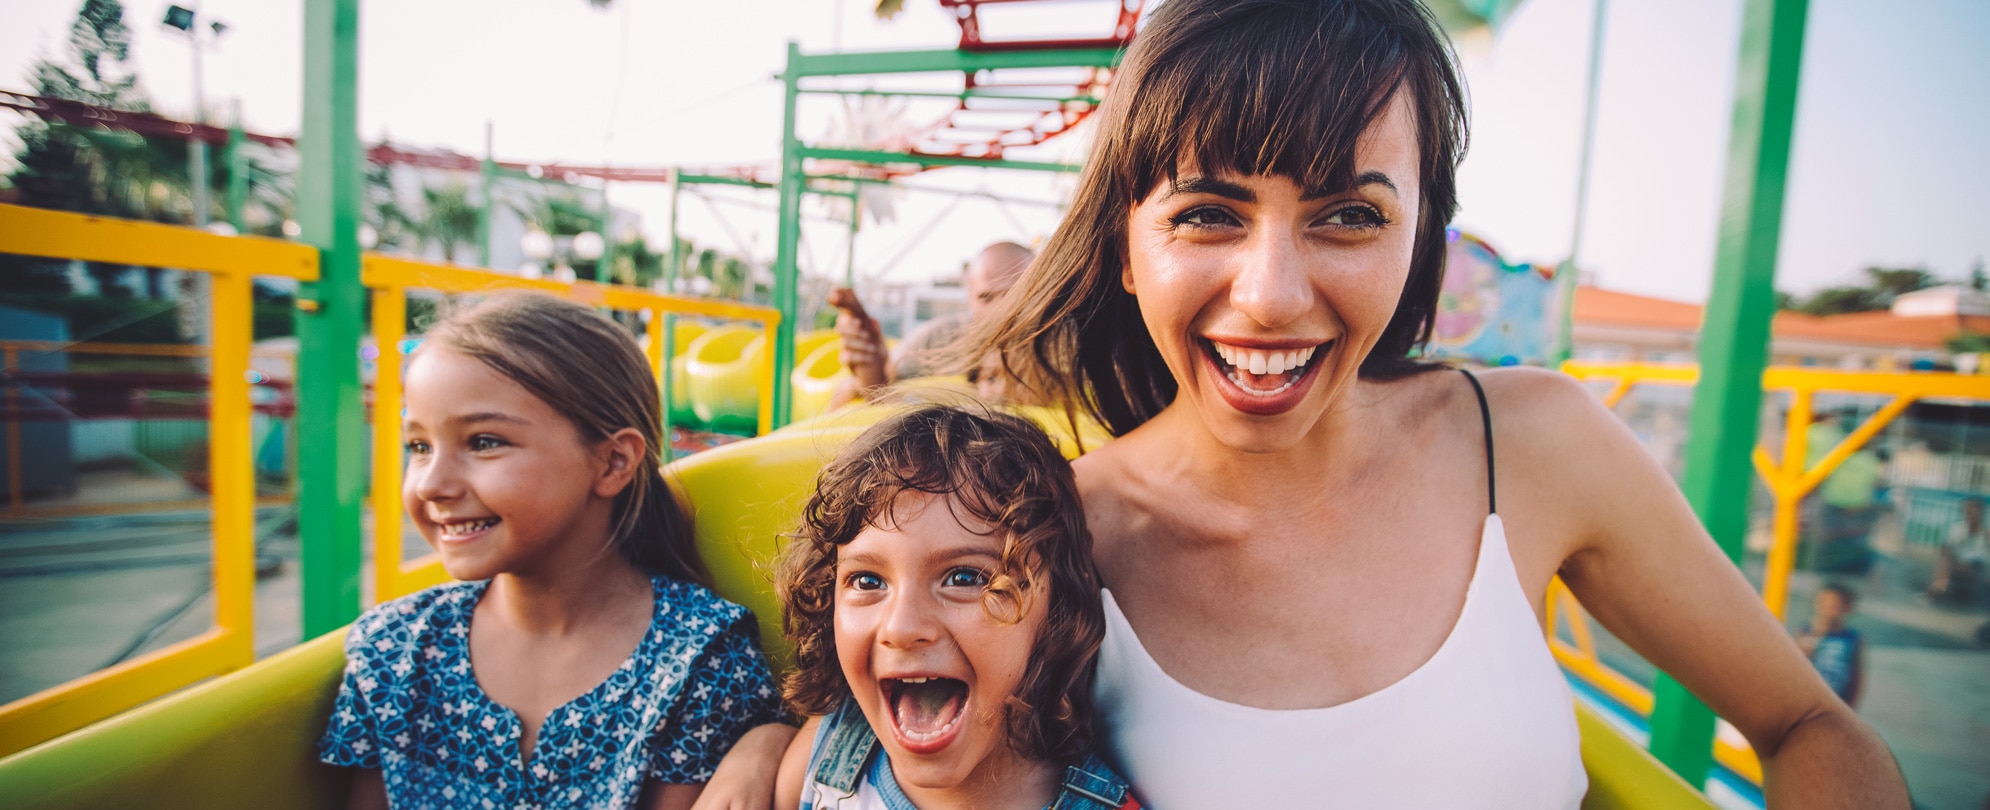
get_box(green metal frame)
[765,42,1120,427]
[1649,0,1810,787]
[295,0,366,637]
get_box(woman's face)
[1122,92,1422,451]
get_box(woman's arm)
[1490,369,1906,809]
[643,783,704,810]
[688,722,802,810]
[774,716,822,810]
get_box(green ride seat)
[0,416,1715,809]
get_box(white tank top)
[1094,514,1588,808]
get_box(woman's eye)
[943,568,990,589]
[468,435,506,452]
[1321,205,1388,229]
[846,572,884,591]
[1170,205,1239,229]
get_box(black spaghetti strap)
[1458,369,1496,515]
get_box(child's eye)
[943,568,990,589]
[404,439,431,455]
[468,435,507,452]
[845,572,884,591]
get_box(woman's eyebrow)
[1301,170,1399,201]
[1161,175,1255,203]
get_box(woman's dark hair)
[967,0,1469,436]
[777,404,1104,764]
[422,291,708,587]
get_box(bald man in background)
[828,240,1032,407]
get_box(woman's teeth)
[440,517,499,537]
[1210,342,1316,377]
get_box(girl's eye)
[1169,205,1239,229]
[404,439,431,455]
[468,435,506,452]
[943,568,990,589]
[846,572,884,592]
[1321,204,1389,229]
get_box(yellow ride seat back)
[0,407,1714,810]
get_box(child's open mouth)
[882,676,968,755]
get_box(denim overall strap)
[811,699,882,794]
[1047,754,1134,809]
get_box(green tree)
[417,183,481,264]
[1789,266,1937,316]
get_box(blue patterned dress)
[318,574,782,810]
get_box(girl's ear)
[593,427,647,499]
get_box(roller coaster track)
[1,1,1142,187]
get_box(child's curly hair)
[776,403,1104,764]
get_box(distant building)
[1572,285,1990,370]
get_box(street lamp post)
[164,4,227,345]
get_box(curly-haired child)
[771,404,1141,810]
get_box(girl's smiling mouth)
[435,516,502,542]
[882,676,969,755]
[1202,338,1331,416]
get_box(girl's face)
[1122,93,1423,452]
[401,346,628,581]
[833,491,1047,798]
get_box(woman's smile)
[1201,337,1333,415]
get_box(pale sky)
[2,0,1986,303]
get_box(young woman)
[956,0,1907,806]
[703,1,1907,806]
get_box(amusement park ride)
[0,0,1980,807]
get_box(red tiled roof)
[1572,285,1984,350]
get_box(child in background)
[1797,583,1864,708]
[773,405,1140,810]
[319,292,781,810]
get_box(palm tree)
[417,183,481,264]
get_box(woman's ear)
[593,428,647,499]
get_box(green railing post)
[659,168,681,457]
[1649,0,1809,786]
[478,122,494,268]
[225,100,247,234]
[1555,0,1608,365]
[770,41,804,429]
[296,0,366,637]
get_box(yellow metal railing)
[0,203,319,757]
[359,256,782,602]
[1551,361,1990,785]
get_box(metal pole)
[296,0,366,636]
[226,99,246,233]
[846,193,860,287]
[478,122,494,268]
[1647,0,1810,787]
[598,182,613,283]
[769,42,804,429]
[188,12,209,229]
[661,168,681,451]
[1555,0,1608,365]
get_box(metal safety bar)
[1550,360,1990,786]
[359,255,781,603]
[0,203,319,758]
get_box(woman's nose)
[877,589,942,650]
[1229,230,1313,328]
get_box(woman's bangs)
[1116,4,1413,198]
